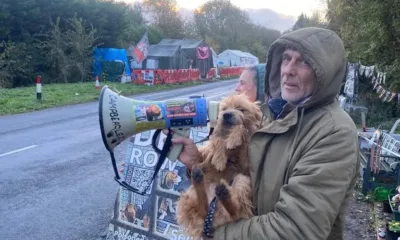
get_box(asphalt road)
[0,79,237,240]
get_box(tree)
[142,0,185,38]
[0,41,34,87]
[323,0,400,125]
[0,0,165,88]
[193,0,280,60]
[36,17,71,83]
[194,0,249,51]
[183,20,200,39]
[65,15,98,82]
[291,11,326,31]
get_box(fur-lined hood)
[264,27,347,111]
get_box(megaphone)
[98,85,220,194]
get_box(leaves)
[1,0,283,88]
[324,0,400,125]
[142,0,185,39]
[193,0,280,61]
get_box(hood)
[264,27,347,111]
[255,63,266,103]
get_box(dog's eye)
[237,108,245,112]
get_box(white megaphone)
[98,85,220,194]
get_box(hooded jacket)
[213,27,360,240]
[255,63,266,103]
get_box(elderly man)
[173,27,360,240]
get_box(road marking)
[0,145,39,158]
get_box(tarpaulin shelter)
[142,45,188,70]
[217,49,259,67]
[210,47,218,68]
[157,39,213,78]
[93,48,131,82]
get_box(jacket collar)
[259,103,299,134]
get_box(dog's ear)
[205,138,228,171]
[226,125,245,149]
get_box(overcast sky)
[121,0,326,18]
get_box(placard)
[105,127,210,240]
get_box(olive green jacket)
[214,27,360,240]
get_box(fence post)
[36,76,42,100]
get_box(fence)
[131,67,244,85]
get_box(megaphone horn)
[98,85,217,195]
[99,85,212,152]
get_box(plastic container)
[374,187,390,201]
[389,190,400,221]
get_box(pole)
[36,76,42,100]
[361,112,366,132]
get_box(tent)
[217,49,259,67]
[93,48,131,82]
[158,39,213,78]
[210,47,218,68]
[142,45,188,70]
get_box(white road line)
[0,145,39,158]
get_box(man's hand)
[163,129,200,169]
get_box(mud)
[344,180,376,240]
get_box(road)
[0,79,237,240]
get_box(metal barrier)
[359,134,400,194]
[131,67,243,85]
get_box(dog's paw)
[191,167,204,183]
[215,183,230,201]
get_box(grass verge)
[0,79,231,116]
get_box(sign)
[143,71,154,86]
[105,127,210,240]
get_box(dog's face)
[216,93,262,135]
[163,170,182,189]
[124,203,136,223]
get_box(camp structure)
[93,48,131,82]
[139,44,188,70]
[217,49,259,67]
[158,39,213,78]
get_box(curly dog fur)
[176,93,263,239]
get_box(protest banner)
[105,127,210,240]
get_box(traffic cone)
[95,76,100,89]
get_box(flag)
[133,31,149,63]
[197,46,210,59]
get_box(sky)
[122,0,326,18]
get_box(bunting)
[341,61,399,104]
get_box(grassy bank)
[0,79,228,116]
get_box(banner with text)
[105,127,209,240]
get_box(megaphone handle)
[168,128,191,162]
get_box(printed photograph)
[153,196,181,238]
[166,100,197,118]
[135,103,164,122]
[155,164,191,196]
[116,190,153,231]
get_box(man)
[234,64,266,103]
[172,27,360,240]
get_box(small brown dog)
[176,93,263,239]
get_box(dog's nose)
[223,112,232,120]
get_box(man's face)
[235,70,257,102]
[280,49,317,103]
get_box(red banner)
[196,46,209,59]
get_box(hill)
[178,7,296,33]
